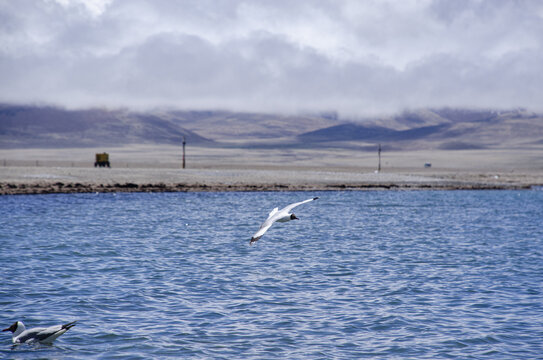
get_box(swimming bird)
[250,197,319,245]
[2,320,77,345]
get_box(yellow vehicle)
[94,153,110,167]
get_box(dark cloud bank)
[1,0,543,117]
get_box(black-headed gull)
[250,197,319,245]
[2,320,77,345]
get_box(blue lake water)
[1,190,542,359]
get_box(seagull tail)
[62,321,77,331]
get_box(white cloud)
[1,0,543,116]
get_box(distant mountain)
[0,105,211,148]
[1,105,542,150]
[298,109,543,150]
[298,123,448,142]
[166,110,341,139]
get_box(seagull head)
[290,214,299,220]
[2,321,22,333]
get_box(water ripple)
[1,191,542,358]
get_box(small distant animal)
[2,320,77,345]
[250,197,319,245]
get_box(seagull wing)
[267,207,279,219]
[15,328,45,344]
[23,321,76,344]
[35,325,66,343]
[251,217,275,241]
[282,197,319,213]
[251,207,280,242]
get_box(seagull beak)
[2,328,9,332]
[293,215,299,220]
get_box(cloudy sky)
[1,0,542,116]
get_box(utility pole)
[377,143,381,173]
[182,136,186,169]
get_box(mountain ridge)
[1,104,542,150]
[0,105,211,148]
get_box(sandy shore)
[1,145,542,194]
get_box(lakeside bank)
[1,166,539,195]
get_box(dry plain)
[1,144,542,194]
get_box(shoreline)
[0,182,535,196]
[1,166,540,195]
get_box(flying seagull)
[250,197,319,245]
[2,321,77,345]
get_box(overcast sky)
[1,0,542,116]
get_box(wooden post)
[182,136,186,169]
[378,143,381,173]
